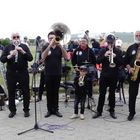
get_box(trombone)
[50,22,71,45]
[84,31,93,48]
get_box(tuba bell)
[50,22,71,45]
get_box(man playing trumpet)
[93,34,123,119]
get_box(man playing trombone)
[42,30,68,118]
[93,34,123,119]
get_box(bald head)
[135,31,140,44]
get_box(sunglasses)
[136,35,140,37]
[13,36,20,39]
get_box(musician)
[0,33,33,118]
[92,34,123,119]
[42,31,68,118]
[36,40,47,102]
[22,36,29,47]
[125,30,140,121]
[71,37,96,99]
[70,66,88,120]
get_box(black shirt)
[42,44,63,76]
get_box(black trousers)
[74,93,86,114]
[45,75,61,113]
[128,79,140,115]
[6,70,30,112]
[38,71,45,100]
[97,76,117,114]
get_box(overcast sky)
[0,0,139,39]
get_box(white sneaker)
[70,114,78,119]
[80,114,85,120]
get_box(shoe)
[70,114,78,119]
[127,114,134,121]
[110,112,117,119]
[44,111,52,118]
[92,112,102,119]
[8,112,16,118]
[24,111,30,117]
[80,114,85,120]
[54,111,63,117]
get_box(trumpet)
[78,75,85,86]
[109,44,116,68]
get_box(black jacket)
[97,46,123,78]
[125,43,139,67]
[71,47,96,67]
[0,43,33,72]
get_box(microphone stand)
[18,39,53,135]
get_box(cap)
[106,34,115,44]
[115,39,122,47]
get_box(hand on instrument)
[15,46,26,54]
[10,50,18,56]
[104,50,111,57]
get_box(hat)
[115,39,122,47]
[106,34,115,44]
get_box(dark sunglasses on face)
[13,36,20,39]
[136,35,140,37]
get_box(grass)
[0,45,129,96]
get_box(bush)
[0,38,11,46]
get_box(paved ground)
[0,89,140,140]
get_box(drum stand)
[18,71,53,135]
[115,80,126,106]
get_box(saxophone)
[131,45,140,81]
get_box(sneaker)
[70,114,78,119]
[80,114,85,120]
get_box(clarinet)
[13,41,20,63]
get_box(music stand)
[18,38,54,135]
[18,67,53,135]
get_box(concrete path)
[0,91,140,140]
